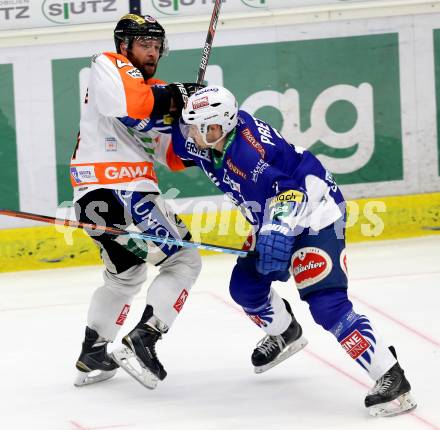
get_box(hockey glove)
[168,82,205,117]
[255,221,294,281]
[256,191,306,281]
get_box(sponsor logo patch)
[292,247,333,288]
[194,87,219,96]
[260,223,289,235]
[105,137,117,151]
[241,127,266,158]
[127,68,143,79]
[70,161,157,187]
[42,0,117,25]
[173,289,189,312]
[270,189,304,207]
[226,158,247,179]
[192,96,209,110]
[144,14,157,23]
[251,159,269,183]
[116,304,130,326]
[70,165,98,184]
[185,140,210,161]
[104,163,155,181]
[340,329,370,359]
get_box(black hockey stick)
[0,208,249,257]
[197,0,222,85]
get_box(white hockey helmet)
[182,85,238,147]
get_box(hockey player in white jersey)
[71,14,202,389]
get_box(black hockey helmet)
[114,14,168,56]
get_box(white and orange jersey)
[70,51,185,201]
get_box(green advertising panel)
[434,29,440,176]
[0,64,19,211]
[52,33,403,203]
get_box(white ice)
[0,236,439,430]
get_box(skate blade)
[254,335,308,374]
[111,346,159,390]
[74,368,117,387]
[368,392,417,417]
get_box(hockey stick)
[196,0,222,85]
[422,226,440,231]
[0,208,249,257]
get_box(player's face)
[122,37,162,80]
[189,124,223,149]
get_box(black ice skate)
[111,305,167,389]
[252,299,308,374]
[74,326,118,387]
[365,346,417,417]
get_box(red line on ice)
[69,421,132,430]
[349,293,440,348]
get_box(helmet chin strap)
[202,131,227,148]
[199,124,226,148]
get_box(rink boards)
[0,191,439,272]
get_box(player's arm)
[154,121,196,171]
[240,143,307,280]
[164,120,199,166]
[91,53,202,120]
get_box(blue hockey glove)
[256,190,306,281]
[255,222,294,281]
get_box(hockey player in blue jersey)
[170,85,416,417]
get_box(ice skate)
[74,326,118,387]
[365,346,417,417]
[111,305,167,390]
[252,300,308,374]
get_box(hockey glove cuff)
[168,82,205,117]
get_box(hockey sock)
[243,289,292,336]
[330,310,397,381]
[305,289,396,381]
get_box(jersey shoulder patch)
[126,68,143,79]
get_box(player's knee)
[229,266,269,310]
[181,247,202,280]
[304,288,353,331]
[229,280,247,307]
[230,284,266,310]
[161,247,202,281]
[103,263,147,297]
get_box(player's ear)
[120,42,128,56]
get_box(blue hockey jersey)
[171,110,345,232]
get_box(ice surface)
[0,236,439,430]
